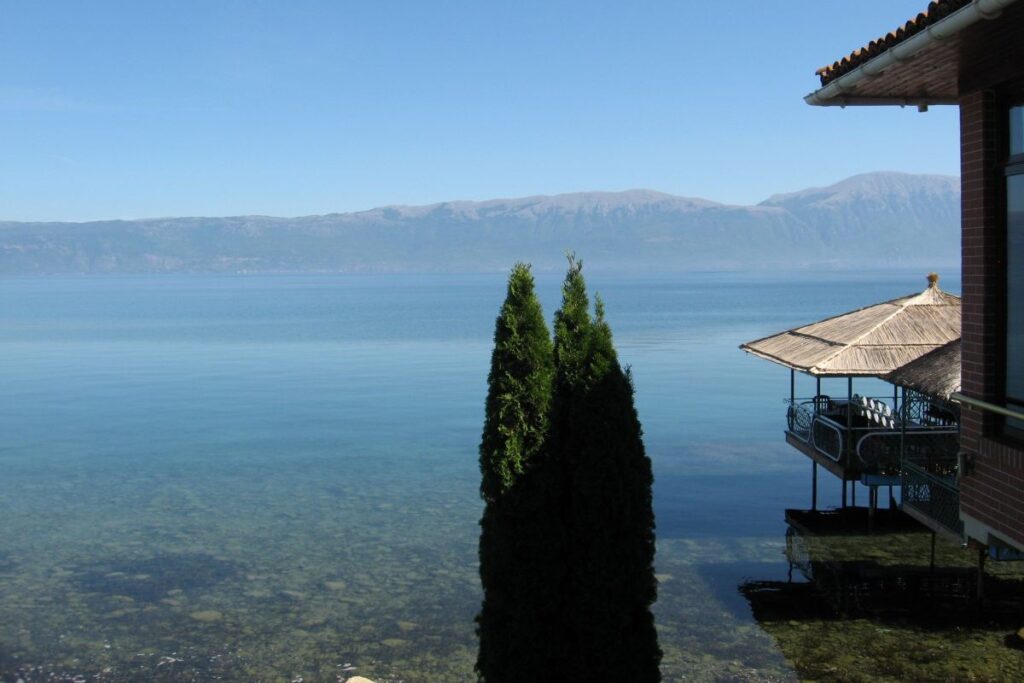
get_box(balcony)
[784,393,958,485]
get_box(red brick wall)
[958,90,1024,549]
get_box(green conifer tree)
[478,256,660,682]
[477,263,555,682]
[478,263,553,501]
[550,257,661,682]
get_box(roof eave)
[739,345,903,378]
[805,95,960,108]
[805,0,1021,107]
[739,345,809,373]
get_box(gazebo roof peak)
[740,274,960,377]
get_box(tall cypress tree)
[478,256,660,682]
[477,263,555,682]
[479,262,553,502]
[550,258,661,682]
[552,254,593,407]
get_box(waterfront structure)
[804,0,1024,555]
[741,276,961,515]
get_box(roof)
[883,339,961,400]
[807,0,1024,106]
[815,0,973,87]
[739,274,961,377]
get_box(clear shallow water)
[7,269,1014,682]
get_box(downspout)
[805,0,1022,107]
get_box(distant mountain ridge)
[0,172,960,274]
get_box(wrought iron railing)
[856,429,958,476]
[905,390,960,427]
[855,431,902,474]
[900,430,960,475]
[812,416,845,462]
[786,401,814,442]
[902,461,962,537]
[784,396,959,477]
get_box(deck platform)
[784,507,923,536]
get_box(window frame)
[1004,103,1024,437]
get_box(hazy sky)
[1,1,960,221]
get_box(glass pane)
[1008,174,1024,432]
[1012,106,1024,156]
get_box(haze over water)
[0,270,969,681]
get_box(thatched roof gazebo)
[740,273,960,377]
[738,274,962,510]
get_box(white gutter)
[805,0,1022,107]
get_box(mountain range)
[0,172,960,274]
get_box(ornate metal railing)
[856,429,958,476]
[900,430,960,474]
[902,461,962,537]
[812,416,845,462]
[905,390,960,427]
[855,431,902,475]
[786,401,815,443]
[784,396,959,477]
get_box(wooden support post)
[812,461,818,511]
[868,485,876,531]
[852,480,857,507]
[847,377,853,465]
[900,387,908,497]
[977,548,986,602]
[841,479,847,508]
[929,532,937,600]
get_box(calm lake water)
[6,269,1021,683]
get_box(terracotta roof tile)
[817,0,971,86]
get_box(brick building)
[807,0,1024,553]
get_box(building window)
[1012,106,1024,156]
[1007,105,1024,435]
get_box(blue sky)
[1,1,960,221]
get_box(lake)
[6,269,1020,682]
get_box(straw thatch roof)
[883,339,961,400]
[740,274,960,376]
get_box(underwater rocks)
[188,610,223,623]
[71,553,238,603]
